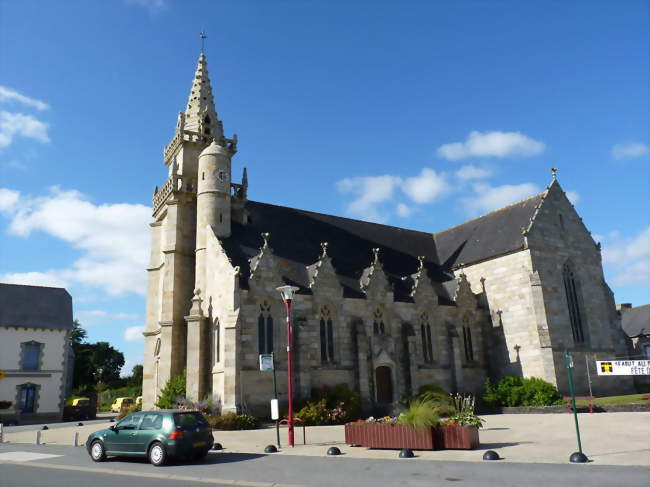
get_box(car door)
[108,413,143,453]
[134,412,163,454]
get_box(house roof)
[0,283,73,331]
[433,192,545,269]
[621,304,650,338]
[222,201,455,303]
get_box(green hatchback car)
[86,410,214,466]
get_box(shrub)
[482,376,562,407]
[296,384,362,425]
[397,399,439,429]
[177,395,222,415]
[207,412,260,430]
[155,372,187,409]
[395,383,455,417]
[0,401,12,409]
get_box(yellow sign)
[600,362,613,373]
[0,370,5,380]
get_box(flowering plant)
[440,393,485,428]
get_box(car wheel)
[90,440,106,462]
[148,442,167,466]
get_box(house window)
[21,342,42,371]
[419,312,434,363]
[319,306,334,363]
[258,301,273,354]
[462,318,474,362]
[18,384,37,413]
[373,308,386,335]
[563,263,586,344]
[643,344,650,360]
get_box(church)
[142,52,633,414]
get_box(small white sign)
[270,398,279,420]
[596,360,650,376]
[259,354,274,371]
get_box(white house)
[0,283,73,424]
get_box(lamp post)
[277,285,299,447]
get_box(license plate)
[193,441,206,447]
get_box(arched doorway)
[375,366,393,403]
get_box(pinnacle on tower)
[184,53,222,139]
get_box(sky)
[0,0,648,375]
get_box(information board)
[596,360,650,376]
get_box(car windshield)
[173,412,208,429]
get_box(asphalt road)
[0,443,648,487]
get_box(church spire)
[183,52,222,139]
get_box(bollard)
[73,431,79,447]
[35,430,41,445]
[0,423,3,443]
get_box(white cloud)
[75,309,139,326]
[0,271,68,289]
[0,188,19,212]
[565,190,580,205]
[396,203,413,217]
[337,175,401,222]
[0,111,50,148]
[437,130,545,160]
[124,325,145,342]
[0,186,151,295]
[402,168,449,204]
[462,182,541,216]
[602,227,650,286]
[0,86,49,111]
[612,142,649,160]
[456,165,493,181]
[125,0,167,13]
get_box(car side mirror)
[109,425,116,431]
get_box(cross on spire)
[200,31,207,53]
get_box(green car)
[86,410,214,466]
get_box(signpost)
[260,353,281,448]
[564,350,588,463]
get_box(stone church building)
[142,53,633,413]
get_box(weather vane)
[200,31,207,53]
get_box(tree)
[155,373,186,409]
[128,364,143,391]
[71,321,125,393]
[71,319,87,346]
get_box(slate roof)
[433,192,545,269]
[222,201,455,303]
[621,304,650,338]
[0,283,73,331]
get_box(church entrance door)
[375,366,393,403]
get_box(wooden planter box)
[436,425,479,450]
[345,422,436,450]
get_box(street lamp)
[277,285,299,447]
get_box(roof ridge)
[0,282,66,290]
[433,191,545,237]
[248,200,436,238]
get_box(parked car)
[110,397,135,413]
[86,410,214,466]
[63,397,95,421]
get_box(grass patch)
[574,393,649,406]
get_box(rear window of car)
[173,412,208,428]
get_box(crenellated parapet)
[151,173,194,215]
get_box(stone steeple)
[183,53,223,139]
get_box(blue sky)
[1,0,648,374]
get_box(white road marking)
[0,451,63,462]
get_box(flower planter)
[345,422,436,450]
[436,425,479,450]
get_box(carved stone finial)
[261,232,270,249]
[193,288,201,296]
[551,167,558,180]
[233,266,240,276]
[372,248,380,265]
[320,242,328,258]
[417,255,425,271]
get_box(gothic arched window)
[373,307,386,335]
[563,263,586,344]
[319,306,334,363]
[419,312,433,363]
[462,317,474,362]
[258,301,273,354]
[203,115,211,135]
